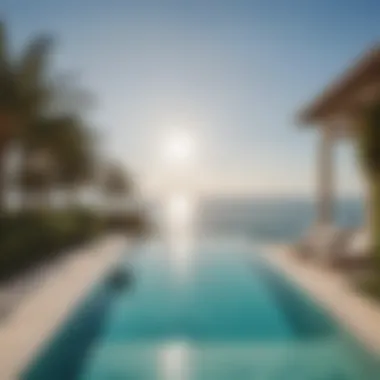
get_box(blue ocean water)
[196,196,364,242]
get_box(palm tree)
[101,162,133,205]
[48,72,95,117]
[0,22,21,209]
[0,20,54,210]
[18,115,96,208]
[0,20,97,211]
[52,116,96,205]
[18,149,55,208]
[100,162,147,234]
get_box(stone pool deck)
[0,235,127,380]
[265,245,380,356]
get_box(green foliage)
[357,102,380,178]
[0,207,150,282]
[357,273,380,301]
[102,163,133,196]
[0,20,97,209]
[0,20,145,284]
[16,35,54,123]
[23,116,96,189]
[356,101,380,270]
[0,209,104,282]
[105,211,151,237]
[0,21,54,139]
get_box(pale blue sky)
[3,0,380,196]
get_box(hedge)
[0,209,104,282]
[0,207,150,282]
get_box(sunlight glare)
[159,342,190,380]
[167,194,193,224]
[161,129,195,164]
[164,194,195,278]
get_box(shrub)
[104,211,151,237]
[0,209,104,282]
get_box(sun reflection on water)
[159,342,191,380]
[164,194,195,278]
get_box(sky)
[2,0,380,198]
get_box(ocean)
[195,196,364,243]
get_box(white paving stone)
[265,245,380,356]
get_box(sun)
[161,129,195,163]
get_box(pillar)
[316,124,334,226]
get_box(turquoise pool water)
[23,241,379,379]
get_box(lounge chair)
[330,229,372,270]
[295,225,342,263]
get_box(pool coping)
[265,245,380,356]
[0,235,127,380]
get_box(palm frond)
[0,20,10,71]
[17,35,55,116]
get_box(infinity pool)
[23,241,379,379]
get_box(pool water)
[23,241,380,380]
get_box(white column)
[316,124,334,227]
